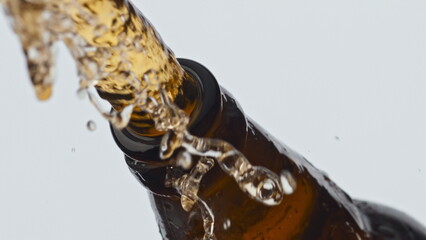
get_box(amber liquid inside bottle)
[112,59,426,240]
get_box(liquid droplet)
[87,120,96,131]
[280,170,297,195]
[223,219,231,230]
[34,83,53,101]
[176,151,192,170]
[258,178,276,200]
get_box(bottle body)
[112,59,426,240]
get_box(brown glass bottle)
[112,59,426,240]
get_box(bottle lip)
[110,58,221,163]
[178,58,221,136]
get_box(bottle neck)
[111,59,222,164]
[124,67,202,137]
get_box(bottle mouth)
[110,59,221,164]
[178,59,221,136]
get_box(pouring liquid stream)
[1,1,296,239]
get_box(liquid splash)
[166,157,216,240]
[1,0,296,238]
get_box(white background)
[1,0,426,239]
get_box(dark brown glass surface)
[112,60,426,240]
